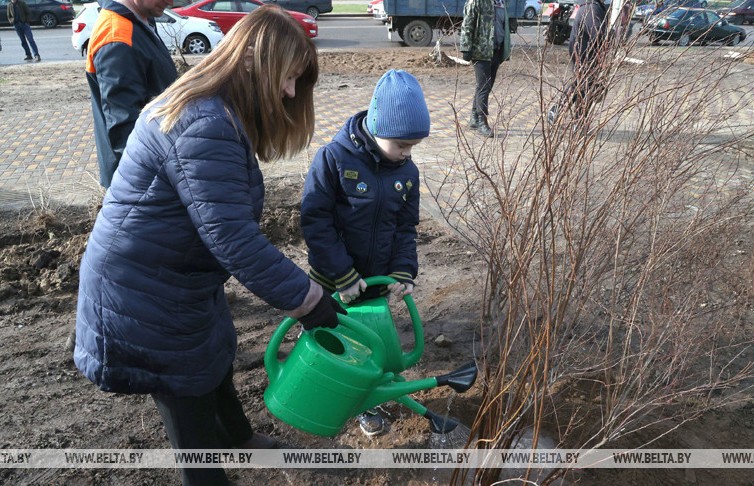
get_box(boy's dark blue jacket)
[301,111,420,292]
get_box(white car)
[523,0,541,20]
[372,0,387,23]
[71,3,224,56]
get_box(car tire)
[732,16,744,25]
[40,12,58,28]
[306,6,319,18]
[524,6,536,20]
[81,41,88,58]
[727,33,742,46]
[677,33,690,46]
[184,34,210,54]
[402,19,433,47]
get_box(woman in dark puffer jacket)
[73,6,344,485]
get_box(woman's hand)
[298,294,346,330]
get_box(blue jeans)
[14,22,39,57]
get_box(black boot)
[468,107,479,129]
[476,114,494,138]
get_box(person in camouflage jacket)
[460,0,511,138]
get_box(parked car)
[0,0,74,28]
[71,2,224,56]
[717,0,754,25]
[648,7,746,46]
[262,0,331,19]
[173,0,317,37]
[523,0,541,20]
[635,0,707,23]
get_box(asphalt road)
[0,16,751,65]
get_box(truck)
[384,0,527,47]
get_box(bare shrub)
[432,21,754,485]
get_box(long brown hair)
[147,5,318,161]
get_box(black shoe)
[476,121,494,138]
[24,55,33,61]
[34,54,41,62]
[358,410,386,437]
[468,110,479,129]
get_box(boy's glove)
[298,294,347,330]
[462,51,473,62]
[387,282,414,300]
[339,278,367,304]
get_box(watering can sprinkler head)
[424,409,460,434]
[435,361,478,393]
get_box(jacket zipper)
[366,162,382,274]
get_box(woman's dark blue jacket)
[74,96,311,397]
[301,111,420,292]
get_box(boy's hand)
[387,282,414,300]
[339,279,367,304]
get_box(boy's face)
[374,137,424,163]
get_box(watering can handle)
[335,275,424,370]
[264,313,388,384]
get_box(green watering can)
[264,276,477,437]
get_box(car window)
[688,12,705,23]
[236,0,260,13]
[203,0,235,12]
[705,11,720,22]
[667,8,689,18]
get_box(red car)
[173,0,318,37]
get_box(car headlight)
[209,21,222,32]
[303,18,316,24]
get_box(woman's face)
[281,68,304,99]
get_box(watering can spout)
[436,361,478,393]
[362,376,438,412]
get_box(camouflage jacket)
[460,0,494,60]
[460,0,511,62]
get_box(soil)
[1,48,753,486]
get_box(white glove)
[387,282,414,300]
[339,279,367,304]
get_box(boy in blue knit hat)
[301,69,430,437]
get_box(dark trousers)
[151,366,253,486]
[13,22,38,57]
[561,63,606,120]
[472,47,505,118]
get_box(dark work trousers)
[13,22,39,57]
[472,46,506,118]
[562,62,606,121]
[151,366,253,486]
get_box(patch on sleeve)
[344,170,359,180]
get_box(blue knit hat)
[366,69,430,140]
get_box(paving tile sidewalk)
[1,57,752,212]
[0,78,482,210]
